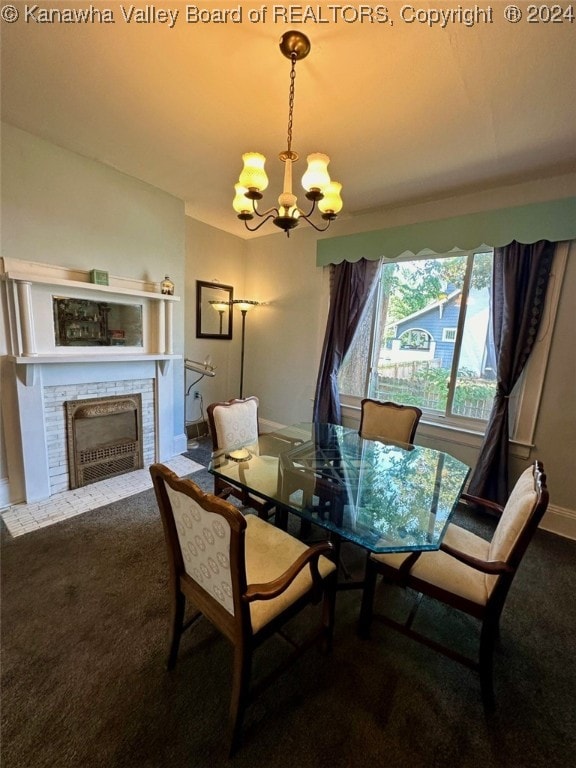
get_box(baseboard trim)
[173,432,188,456]
[539,504,576,541]
[0,477,11,509]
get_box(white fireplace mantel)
[0,257,179,358]
[1,258,184,504]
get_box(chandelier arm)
[249,197,280,220]
[243,214,277,233]
[297,213,333,233]
[298,198,318,218]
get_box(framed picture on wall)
[196,281,233,340]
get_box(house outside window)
[339,250,497,424]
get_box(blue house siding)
[386,289,490,375]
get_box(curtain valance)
[316,197,576,266]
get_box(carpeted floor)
[2,442,575,768]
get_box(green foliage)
[381,252,492,324]
[416,366,494,398]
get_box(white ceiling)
[2,3,576,237]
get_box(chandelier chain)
[286,53,297,153]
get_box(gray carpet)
[2,447,576,768]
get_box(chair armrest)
[460,492,504,516]
[440,542,514,574]
[243,542,335,602]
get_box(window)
[339,250,497,425]
[399,328,432,350]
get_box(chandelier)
[232,31,343,237]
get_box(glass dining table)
[209,422,470,566]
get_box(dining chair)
[358,460,549,708]
[359,398,423,444]
[150,463,337,756]
[206,396,277,520]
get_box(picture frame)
[196,280,233,340]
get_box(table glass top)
[209,423,470,554]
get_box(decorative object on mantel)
[161,275,175,295]
[90,269,109,286]
[232,30,343,237]
[232,300,261,398]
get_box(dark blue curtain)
[467,240,555,504]
[313,259,379,425]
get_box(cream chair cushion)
[489,466,537,565]
[370,523,493,606]
[370,465,539,607]
[245,516,336,634]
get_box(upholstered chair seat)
[371,523,493,607]
[244,515,335,632]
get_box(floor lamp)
[232,300,260,398]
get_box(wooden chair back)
[151,463,249,641]
[482,461,549,606]
[206,396,276,519]
[207,396,260,454]
[359,399,422,444]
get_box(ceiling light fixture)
[232,31,343,237]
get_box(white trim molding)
[539,504,576,541]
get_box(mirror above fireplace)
[53,297,143,347]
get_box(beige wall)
[521,252,576,513]
[184,217,247,418]
[0,124,186,502]
[242,226,326,425]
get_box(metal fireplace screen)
[65,394,144,489]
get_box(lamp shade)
[302,153,331,192]
[318,181,343,215]
[232,183,253,214]
[238,153,269,193]
[209,301,230,312]
[233,300,259,312]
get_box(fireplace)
[65,394,144,489]
[1,256,186,506]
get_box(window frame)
[338,242,569,456]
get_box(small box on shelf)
[90,269,109,286]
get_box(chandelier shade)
[238,153,269,194]
[232,31,343,237]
